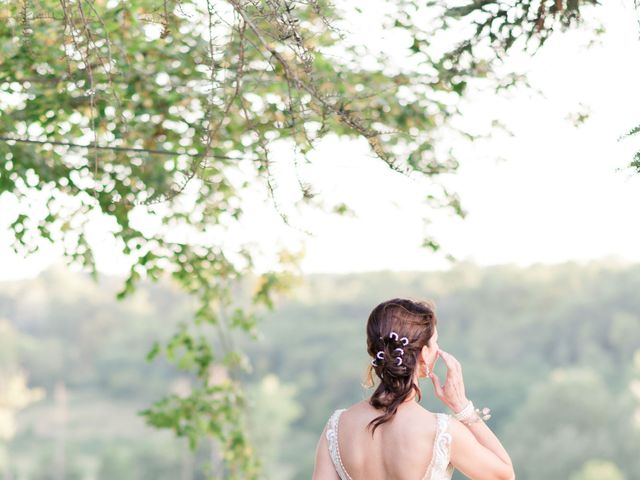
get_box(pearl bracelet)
[453,400,491,425]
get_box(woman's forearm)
[463,419,513,469]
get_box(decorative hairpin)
[371,350,385,367]
[389,331,409,346]
[371,332,412,368]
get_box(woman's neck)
[401,378,422,404]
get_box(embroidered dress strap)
[423,413,454,480]
[326,408,352,480]
[432,413,453,475]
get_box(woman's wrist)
[451,398,471,414]
[452,399,492,425]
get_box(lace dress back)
[325,409,454,480]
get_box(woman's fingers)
[437,349,454,365]
[438,349,460,375]
[435,349,468,410]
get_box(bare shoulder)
[343,399,370,413]
[341,400,436,434]
[446,414,472,440]
[339,400,374,425]
[344,399,434,419]
[448,415,470,441]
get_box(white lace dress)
[325,409,454,480]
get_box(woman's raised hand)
[429,349,470,413]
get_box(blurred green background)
[1,259,639,479]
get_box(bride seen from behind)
[312,298,515,480]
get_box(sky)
[1,1,640,280]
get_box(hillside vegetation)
[1,260,639,479]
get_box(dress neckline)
[330,409,445,480]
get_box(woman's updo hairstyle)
[365,297,438,435]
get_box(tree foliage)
[0,0,475,476]
[432,0,640,169]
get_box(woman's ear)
[422,342,437,375]
[420,345,429,364]
[418,345,429,377]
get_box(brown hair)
[365,298,438,436]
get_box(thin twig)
[0,135,253,161]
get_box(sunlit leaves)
[0,0,481,475]
[140,382,260,479]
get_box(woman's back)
[313,299,514,480]
[325,400,454,480]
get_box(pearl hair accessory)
[371,331,409,367]
[453,400,492,425]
